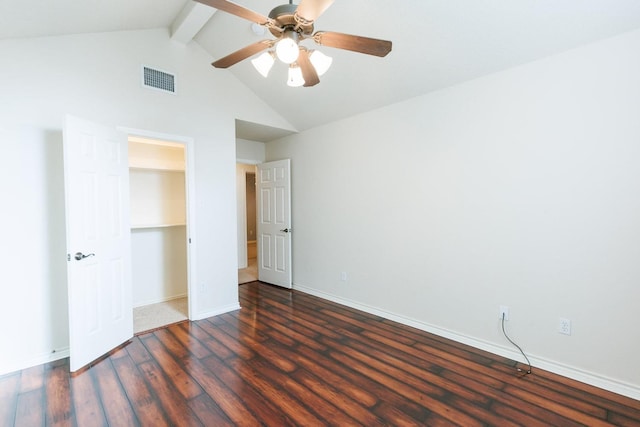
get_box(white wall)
[266,29,640,399]
[131,226,188,306]
[236,138,266,164]
[0,28,293,374]
[130,169,186,227]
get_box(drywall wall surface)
[0,127,69,371]
[131,226,188,307]
[0,28,293,374]
[266,29,640,397]
[236,138,266,163]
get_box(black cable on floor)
[501,313,532,375]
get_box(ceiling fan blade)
[194,0,272,25]
[212,41,271,68]
[295,0,335,22]
[314,31,392,57]
[297,50,320,87]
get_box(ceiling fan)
[194,0,392,87]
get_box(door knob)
[75,252,95,261]
[280,228,291,233]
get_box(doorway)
[128,136,190,333]
[242,171,258,283]
[236,160,292,288]
[237,164,258,284]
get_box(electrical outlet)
[559,318,571,335]
[499,305,509,321]
[340,272,348,281]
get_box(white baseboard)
[1,347,70,377]
[192,302,241,321]
[133,293,188,308]
[1,301,241,377]
[293,283,640,401]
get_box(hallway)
[238,257,257,284]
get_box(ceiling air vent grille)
[142,66,176,94]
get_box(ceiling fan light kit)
[197,0,392,87]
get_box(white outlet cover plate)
[499,305,509,321]
[559,317,571,335]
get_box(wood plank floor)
[2,281,639,426]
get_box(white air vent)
[142,66,176,94]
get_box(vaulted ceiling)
[4,0,640,140]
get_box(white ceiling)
[0,0,187,39]
[4,0,640,141]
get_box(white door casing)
[63,115,133,372]
[257,159,292,288]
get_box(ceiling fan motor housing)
[268,4,314,37]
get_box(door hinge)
[189,237,192,244]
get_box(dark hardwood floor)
[2,281,639,426]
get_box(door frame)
[119,126,198,319]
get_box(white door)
[257,159,292,288]
[63,115,133,372]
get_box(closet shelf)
[131,223,186,230]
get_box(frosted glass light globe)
[309,50,332,76]
[275,35,299,64]
[251,51,275,77]
[287,65,305,87]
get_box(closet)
[128,137,188,333]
